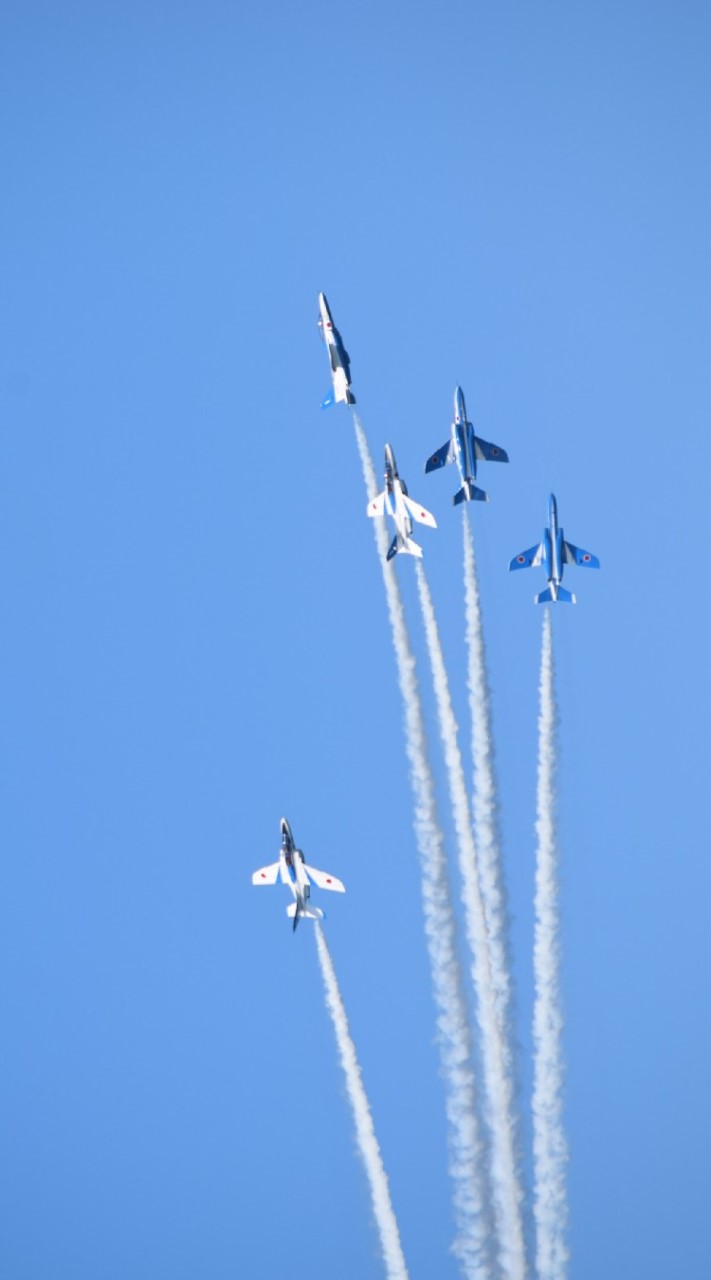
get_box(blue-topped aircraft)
[425,385,509,504]
[252,818,345,932]
[367,443,437,561]
[318,292,355,408]
[509,493,600,603]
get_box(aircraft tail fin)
[555,586,576,604]
[453,481,488,505]
[345,388,356,405]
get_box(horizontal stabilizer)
[321,389,335,409]
[387,534,423,561]
[286,903,325,921]
[454,482,488,505]
[401,536,423,558]
[474,436,509,463]
[536,586,576,604]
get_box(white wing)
[303,864,346,893]
[402,493,437,529]
[252,860,281,886]
[367,491,386,517]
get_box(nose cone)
[454,386,466,422]
[318,292,332,328]
[280,817,293,843]
[384,442,397,474]
[548,493,558,524]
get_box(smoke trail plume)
[532,609,568,1280]
[415,561,527,1280]
[462,513,514,1058]
[314,924,409,1279]
[352,412,493,1280]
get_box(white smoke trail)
[314,924,409,1279]
[532,609,568,1280]
[462,514,514,1058]
[415,561,527,1280]
[352,412,493,1280]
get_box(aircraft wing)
[303,864,346,893]
[474,436,509,463]
[402,494,437,528]
[510,543,544,571]
[563,541,600,569]
[252,860,281,886]
[425,440,453,472]
[367,491,386,517]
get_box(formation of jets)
[253,295,600,929]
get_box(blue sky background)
[2,2,710,1276]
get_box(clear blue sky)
[2,3,709,1277]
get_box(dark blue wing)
[474,436,509,463]
[563,541,600,568]
[425,440,453,473]
[509,543,544,571]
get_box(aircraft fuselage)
[544,493,564,597]
[383,444,413,541]
[452,386,477,487]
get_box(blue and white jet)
[318,292,355,408]
[425,385,509,504]
[252,818,345,932]
[367,443,437,561]
[509,493,600,603]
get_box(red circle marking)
[260,872,266,879]
[326,878,332,884]
[583,554,591,561]
[420,511,426,518]
[517,555,525,563]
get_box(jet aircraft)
[318,292,355,408]
[367,443,437,561]
[509,493,600,603]
[252,818,345,931]
[425,385,509,504]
